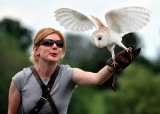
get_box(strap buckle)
[40,96,47,101]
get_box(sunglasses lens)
[37,39,63,48]
[55,40,63,48]
[42,40,53,46]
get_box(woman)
[8,27,140,114]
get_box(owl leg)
[118,42,132,52]
[107,45,118,67]
[111,54,118,67]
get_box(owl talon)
[126,47,132,52]
[112,61,118,67]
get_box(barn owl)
[54,6,150,66]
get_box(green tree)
[0,18,32,113]
[0,18,32,51]
[104,63,160,114]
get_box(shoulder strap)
[29,65,60,114]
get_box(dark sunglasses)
[35,39,63,48]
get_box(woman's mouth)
[49,53,57,57]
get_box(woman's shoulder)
[59,64,75,78]
[12,66,32,91]
[13,67,32,79]
[59,64,74,72]
[59,64,71,69]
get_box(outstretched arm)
[73,65,115,86]
[73,45,141,89]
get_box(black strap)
[111,71,119,91]
[29,65,60,114]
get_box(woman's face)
[34,33,63,64]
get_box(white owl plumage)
[54,6,150,65]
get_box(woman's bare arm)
[73,65,114,86]
[8,81,21,114]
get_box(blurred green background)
[1,18,160,114]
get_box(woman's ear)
[33,46,40,56]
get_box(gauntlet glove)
[106,45,141,91]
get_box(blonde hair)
[30,27,66,64]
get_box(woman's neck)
[37,61,58,78]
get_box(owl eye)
[98,37,102,41]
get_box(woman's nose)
[52,43,57,49]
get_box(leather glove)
[106,45,141,91]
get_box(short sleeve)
[12,71,25,92]
[12,67,32,92]
[59,64,77,88]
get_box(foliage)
[0,18,33,51]
[0,18,32,113]
[104,63,160,114]
[68,86,106,114]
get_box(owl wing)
[105,6,151,36]
[54,8,103,32]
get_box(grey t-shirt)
[12,64,76,114]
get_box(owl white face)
[92,31,107,48]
